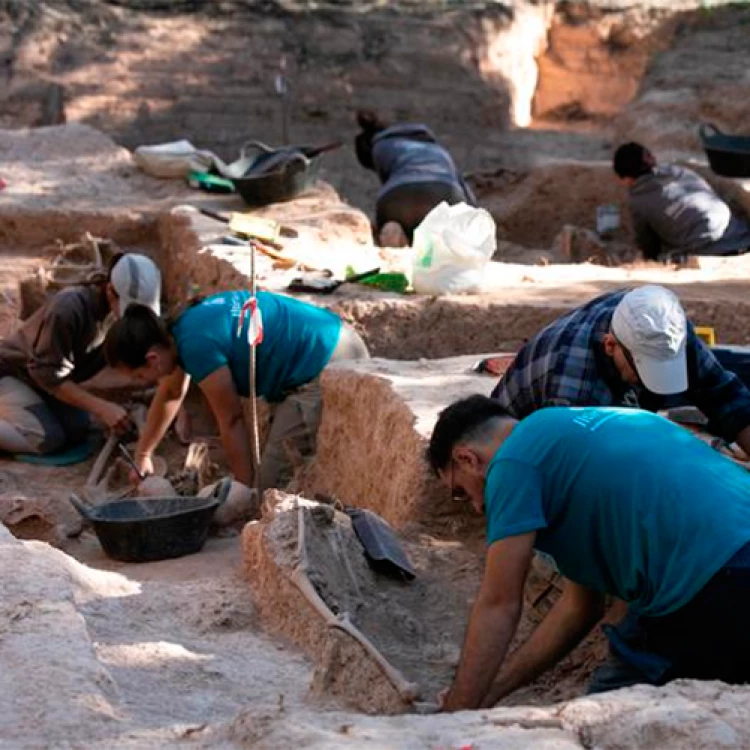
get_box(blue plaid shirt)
[491,289,750,441]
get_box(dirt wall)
[612,4,750,156]
[2,0,552,218]
[300,357,507,533]
[534,4,676,122]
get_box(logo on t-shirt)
[570,408,619,432]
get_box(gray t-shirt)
[628,165,750,259]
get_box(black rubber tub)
[69,478,231,563]
[699,123,750,178]
[230,141,340,207]
[233,156,320,207]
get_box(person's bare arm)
[48,380,130,433]
[135,367,190,473]
[441,533,535,712]
[198,366,254,487]
[27,291,130,431]
[482,578,605,707]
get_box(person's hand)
[96,401,132,434]
[132,452,154,484]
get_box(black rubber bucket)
[699,123,750,178]
[69,478,231,563]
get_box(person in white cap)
[491,285,750,456]
[0,252,161,456]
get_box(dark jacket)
[371,124,475,203]
[629,165,750,259]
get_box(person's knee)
[0,383,65,454]
[378,221,409,248]
[0,419,40,454]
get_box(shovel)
[316,494,415,581]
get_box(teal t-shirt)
[171,291,342,402]
[485,407,750,617]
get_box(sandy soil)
[2,10,750,736]
[60,533,320,735]
[0,245,45,338]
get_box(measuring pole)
[247,239,261,492]
[275,57,290,145]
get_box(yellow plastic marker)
[695,326,716,347]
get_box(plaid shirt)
[491,289,750,441]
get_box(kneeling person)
[492,285,750,456]
[0,253,161,455]
[429,395,750,711]
[614,141,750,261]
[104,290,369,492]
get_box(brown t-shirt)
[0,285,111,391]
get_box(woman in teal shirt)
[104,290,368,491]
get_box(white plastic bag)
[133,140,217,178]
[411,202,496,295]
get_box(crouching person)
[0,253,161,455]
[104,290,369,493]
[354,109,476,247]
[429,395,750,711]
[614,141,750,261]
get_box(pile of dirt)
[612,4,750,156]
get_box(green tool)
[187,171,235,194]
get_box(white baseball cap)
[611,285,688,395]
[109,254,162,316]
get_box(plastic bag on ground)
[411,201,497,295]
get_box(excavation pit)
[4,122,750,745]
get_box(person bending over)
[0,253,161,455]
[354,109,476,247]
[429,395,750,710]
[104,290,369,492]
[492,285,750,456]
[614,141,750,261]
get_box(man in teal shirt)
[427,395,750,711]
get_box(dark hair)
[354,109,389,171]
[427,395,512,475]
[104,304,171,368]
[81,251,125,287]
[613,142,657,179]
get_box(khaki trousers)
[257,325,369,491]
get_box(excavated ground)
[3,115,750,747]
